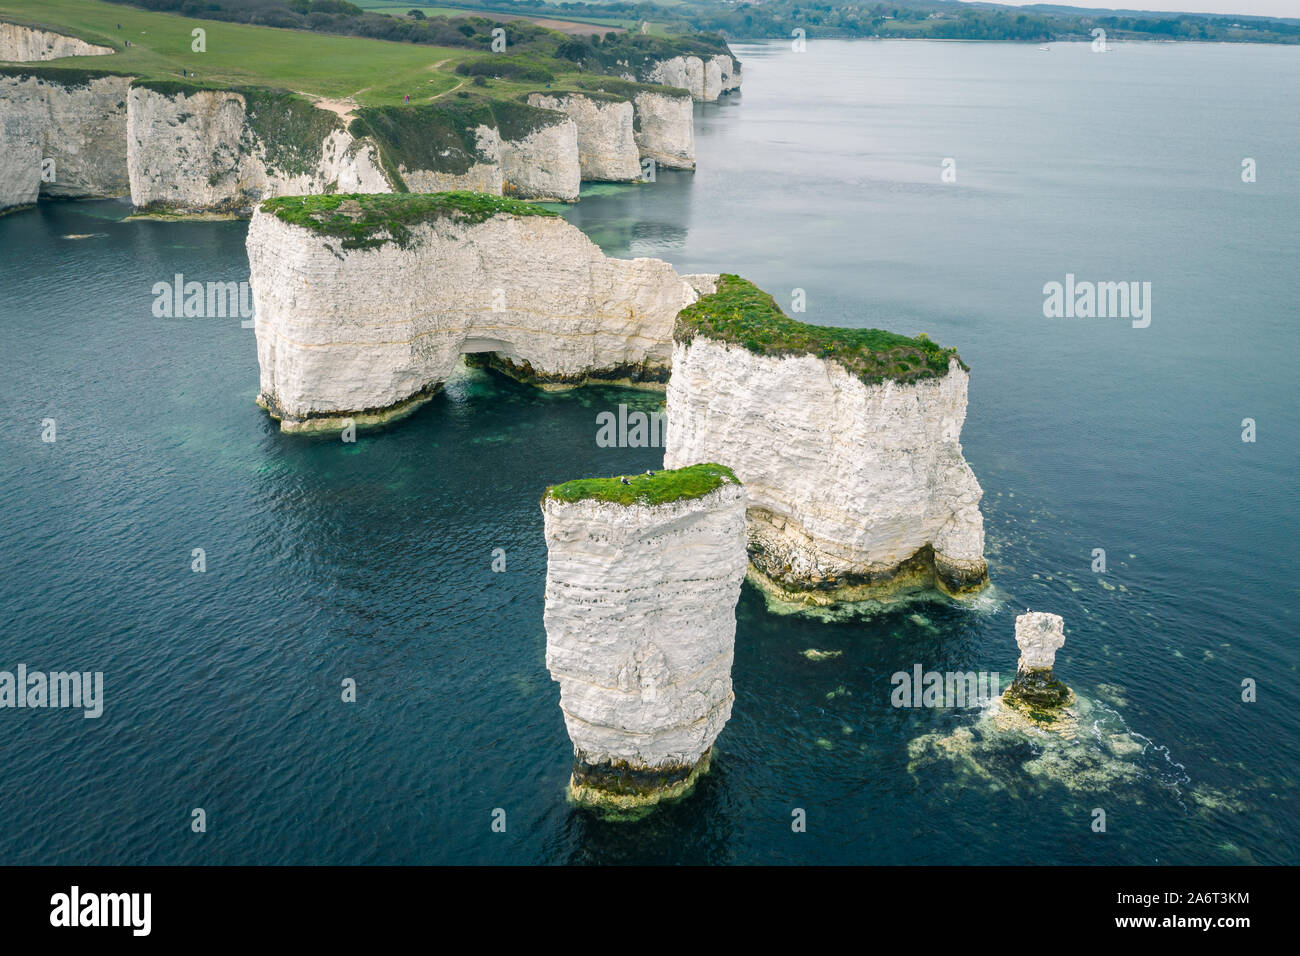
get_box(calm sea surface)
[1,40,1296,864]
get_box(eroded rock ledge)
[664,275,989,604]
[247,192,709,432]
[542,464,747,814]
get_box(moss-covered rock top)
[259,191,557,250]
[545,463,739,508]
[675,275,966,386]
[351,102,497,188]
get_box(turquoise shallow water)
[1,39,1297,864]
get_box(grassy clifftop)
[260,190,556,248]
[546,463,739,508]
[675,275,966,387]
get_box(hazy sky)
[967,1,1300,18]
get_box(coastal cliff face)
[0,23,113,61]
[399,124,501,194]
[527,92,640,183]
[664,277,987,604]
[644,53,741,102]
[497,110,580,202]
[632,89,694,170]
[247,193,706,432]
[542,466,746,813]
[0,71,131,211]
[127,84,390,215]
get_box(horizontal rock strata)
[542,465,746,812]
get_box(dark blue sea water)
[1,40,1296,865]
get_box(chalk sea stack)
[247,191,713,432]
[1003,612,1073,712]
[664,275,989,606]
[541,464,746,814]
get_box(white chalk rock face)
[632,89,694,170]
[1015,612,1065,673]
[715,54,742,96]
[126,85,391,214]
[542,471,747,810]
[0,73,131,209]
[247,198,707,431]
[498,112,580,202]
[645,54,741,102]
[527,92,640,182]
[665,338,988,602]
[0,23,113,61]
[647,56,703,101]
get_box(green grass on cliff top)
[0,0,467,105]
[546,463,739,507]
[675,275,967,386]
[0,0,689,107]
[261,191,557,248]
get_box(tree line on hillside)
[104,0,732,60]
[424,0,1300,45]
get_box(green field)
[359,2,635,31]
[0,0,526,104]
[0,0,696,105]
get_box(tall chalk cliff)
[542,465,747,813]
[127,83,390,215]
[0,69,131,212]
[351,100,583,200]
[496,105,580,202]
[527,92,640,183]
[0,23,113,61]
[665,276,988,605]
[632,88,694,170]
[247,193,708,432]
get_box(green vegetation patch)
[484,97,567,141]
[526,87,627,106]
[546,462,739,508]
[454,54,557,84]
[573,75,689,100]
[128,80,341,178]
[242,88,343,178]
[260,190,556,249]
[351,102,497,187]
[675,275,965,386]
